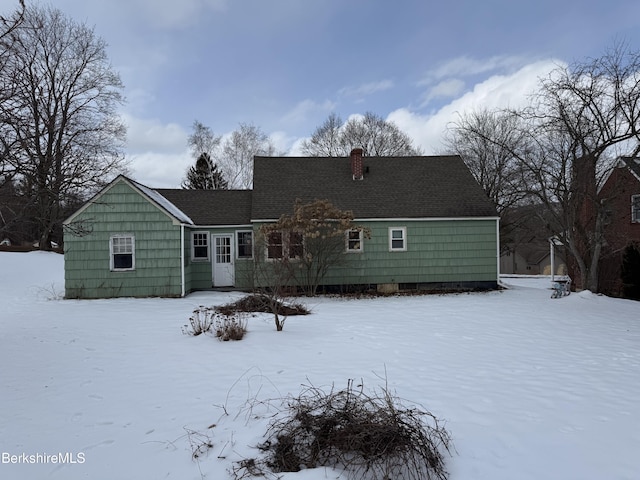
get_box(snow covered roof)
[127,178,195,225]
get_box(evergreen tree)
[182,153,228,190]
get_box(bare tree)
[299,112,344,156]
[444,108,530,214]
[525,42,640,292]
[219,123,277,189]
[448,43,640,292]
[0,0,25,180]
[250,229,297,331]
[261,199,369,296]
[187,120,221,161]
[342,112,422,156]
[0,4,126,249]
[301,112,422,157]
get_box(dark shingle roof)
[155,189,252,225]
[251,155,498,220]
[620,157,640,180]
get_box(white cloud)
[123,115,188,154]
[420,55,528,84]
[269,130,298,155]
[339,80,394,100]
[281,99,337,125]
[421,78,466,105]
[121,115,191,187]
[389,59,562,154]
[127,151,192,188]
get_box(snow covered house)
[63,150,500,298]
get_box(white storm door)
[212,234,234,287]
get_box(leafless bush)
[233,380,453,480]
[182,306,215,336]
[214,312,248,341]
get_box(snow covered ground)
[0,251,639,480]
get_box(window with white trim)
[346,229,363,253]
[110,234,135,271]
[632,194,640,223]
[237,231,253,259]
[389,227,407,252]
[267,231,283,259]
[191,232,210,261]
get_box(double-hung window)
[267,231,284,259]
[389,227,407,252]
[632,195,640,223]
[288,231,303,259]
[110,234,135,271]
[237,231,253,259]
[346,229,363,253]
[266,231,303,259]
[191,232,210,261]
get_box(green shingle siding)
[64,181,183,299]
[306,220,498,287]
[64,175,498,298]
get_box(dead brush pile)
[215,294,309,317]
[232,380,453,480]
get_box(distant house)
[63,151,500,298]
[596,157,640,296]
[499,206,567,276]
[500,241,567,276]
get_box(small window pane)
[216,236,231,264]
[113,253,133,269]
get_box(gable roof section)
[619,157,640,183]
[64,175,194,225]
[128,178,194,224]
[156,189,252,226]
[251,155,498,220]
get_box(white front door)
[212,234,234,287]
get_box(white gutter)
[496,217,501,283]
[180,224,186,297]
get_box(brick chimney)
[350,148,364,180]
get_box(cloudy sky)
[2,0,639,187]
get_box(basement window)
[389,227,407,252]
[110,234,135,271]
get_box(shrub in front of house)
[183,307,248,341]
[214,312,247,341]
[182,306,214,336]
